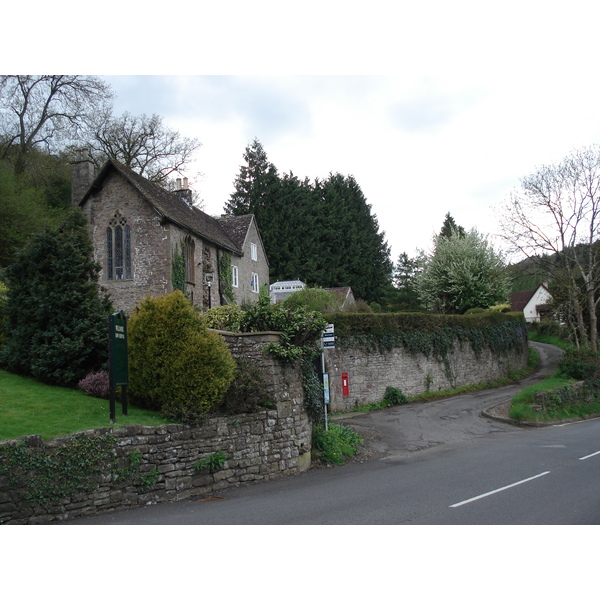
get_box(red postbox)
[342,373,349,396]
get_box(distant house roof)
[509,290,536,312]
[80,159,242,254]
[269,280,306,302]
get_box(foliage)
[301,355,325,423]
[312,423,363,465]
[500,145,600,350]
[236,295,327,362]
[220,357,274,414]
[283,286,342,313]
[0,434,119,506]
[193,451,227,473]
[85,111,201,185]
[224,139,393,303]
[0,75,113,175]
[219,251,235,304]
[382,386,409,407]
[171,241,187,295]
[327,311,527,360]
[204,304,244,331]
[77,370,110,399]
[0,281,7,349]
[127,291,237,424]
[416,227,510,314]
[0,160,67,268]
[557,348,600,380]
[0,209,112,386]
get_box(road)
[60,342,600,525]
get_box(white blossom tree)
[416,227,510,314]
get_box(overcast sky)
[16,1,600,266]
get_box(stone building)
[71,150,269,315]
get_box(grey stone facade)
[73,156,270,315]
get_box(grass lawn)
[0,369,172,442]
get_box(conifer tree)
[0,209,112,386]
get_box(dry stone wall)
[324,337,529,413]
[0,332,311,524]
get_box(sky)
[15,1,600,268]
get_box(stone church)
[71,149,270,315]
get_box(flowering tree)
[417,227,510,314]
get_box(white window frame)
[251,242,258,261]
[251,272,259,293]
[232,265,239,288]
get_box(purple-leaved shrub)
[78,371,110,399]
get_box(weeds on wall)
[0,434,155,507]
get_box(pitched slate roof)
[80,159,242,254]
[217,214,254,253]
[509,290,535,312]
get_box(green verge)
[0,369,172,442]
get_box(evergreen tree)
[224,141,393,303]
[0,209,112,386]
[224,138,280,216]
[439,212,465,239]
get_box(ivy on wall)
[0,434,156,508]
[219,250,234,304]
[330,312,527,361]
[172,242,186,296]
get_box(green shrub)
[0,210,111,386]
[128,291,236,424]
[204,304,244,331]
[557,348,600,381]
[382,386,408,406]
[312,423,363,465]
[283,287,341,313]
[0,281,8,349]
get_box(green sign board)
[109,310,128,386]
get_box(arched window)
[185,236,195,284]
[106,212,132,281]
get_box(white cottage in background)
[509,283,553,322]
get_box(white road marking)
[450,471,551,508]
[579,450,600,461]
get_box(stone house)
[71,150,269,315]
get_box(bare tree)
[0,75,113,174]
[500,146,600,349]
[87,112,202,185]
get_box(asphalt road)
[60,341,600,525]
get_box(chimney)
[70,148,96,208]
[174,176,193,207]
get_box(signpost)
[321,324,334,430]
[108,310,129,423]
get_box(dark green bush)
[382,386,409,406]
[128,291,236,424]
[557,347,600,381]
[0,210,111,386]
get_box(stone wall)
[0,333,311,524]
[323,337,529,413]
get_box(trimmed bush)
[77,371,110,399]
[204,304,244,331]
[282,287,342,313]
[128,291,236,424]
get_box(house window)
[251,242,257,261]
[251,272,259,293]
[185,236,195,284]
[106,212,132,281]
[232,265,239,288]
